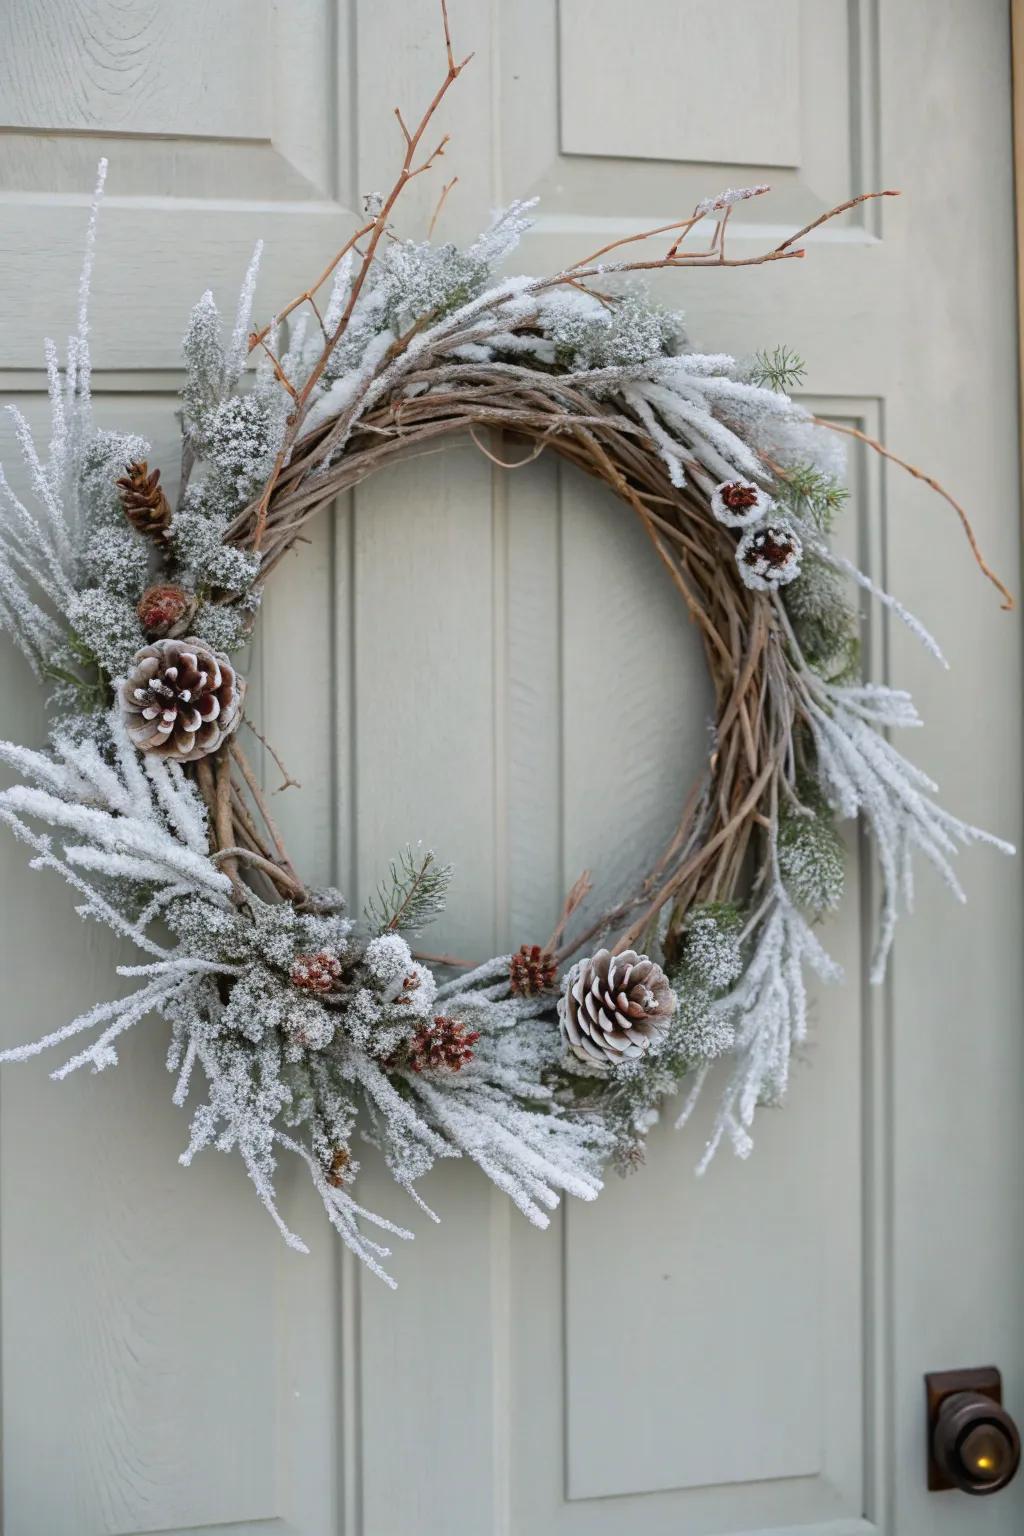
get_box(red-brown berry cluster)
[406,1015,480,1074]
[509,943,557,997]
[290,951,343,994]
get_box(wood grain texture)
[0,1,272,138]
[558,0,801,167]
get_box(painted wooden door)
[0,2,1021,1533]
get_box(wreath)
[0,7,1013,1284]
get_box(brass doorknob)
[926,1368,1021,1495]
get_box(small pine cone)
[509,943,557,997]
[291,951,343,994]
[137,583,197,639]
[118,637,245,761]
[325,1146,353,1188]
[116,460,172,540]
[559,948,676,1066]
[736,520,802,591]
[710,477,774,530]
[407,1015,480,1074]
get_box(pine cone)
[509,943,557,997]
[710,477,774,530]
[736,520,802,591]
[116,461,172,540]
[559,948,675,1066]
[137,583,197,639]
[406,1016,480,1074]
[118,638,245,761]
[325,1146,353,1188]
[291,952,343,994]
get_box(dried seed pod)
[136,583,197,639]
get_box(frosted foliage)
[543,288,682,371]
[169,499,261,593]
[207,393,281,506]
[783,554,859,681]
[77,430,151,539]
[678,884,842,1169]
[682,907,743,992]
[189,598,255,655]
[377,239,492,331]
[82,523,151,600]
[364,932,415,982]
[675,994,735,1063]
[778,802,845,914]
[182,291,226,451]
[804,681,1013,981]
[66,588,146,675]
[466,199,537,268]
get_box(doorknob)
[925,1367,1021,1495]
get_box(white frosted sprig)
[678,883,841,1170]
[225,239,264,387]
[804,682,1014,980]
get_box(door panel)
[0,3,1020,1535]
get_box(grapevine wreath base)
[0,6,1014,1284]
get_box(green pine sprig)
[364,844,453,935]
[775,461,849,533]
[749,344,806,393]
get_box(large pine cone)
[116,460,172,540]
[560,948,675,1066]
[119,638,245,761]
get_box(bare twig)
[251,337,298,399]
[242,717,302,791]
[212,846,307,899]
[814,417,1015,610]
[248,0,473,548]
[428,175,459,239]
[544,870,593,957]
[413,949,474,968]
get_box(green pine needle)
[364,844,453,936]
[749,344,806,393]
[775,461,849,533]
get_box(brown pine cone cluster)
[509,943,557,997]
[407,1016,480,1074]
[118,638,245,762]
[117,460,172,540]
[560,948,675,1066]
[325,1146,353,1188]
[291,952,343,994]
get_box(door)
[0,2,1020,1534]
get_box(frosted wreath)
[0,7,1014,1285]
